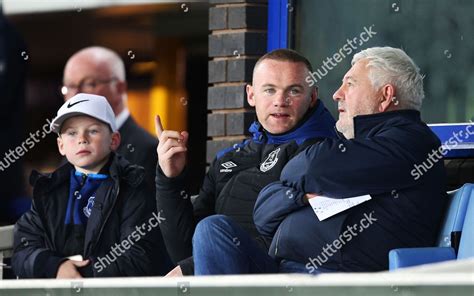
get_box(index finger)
[155,115,164,138]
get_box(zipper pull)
[80,173,87,186]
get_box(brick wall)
[207,0,268,163]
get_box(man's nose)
[332,86,344,102]
[273,92,289,107]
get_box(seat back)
[436,184,474,247]
[457,194,474,259]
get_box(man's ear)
[110,132,121,151]
[379,84,396,112]
[246,84,256,107]
[116,80,127,94]
[57,136,66,156]
[309,86,318,107]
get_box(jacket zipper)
[88,184,120,256]
[274,227,282,256]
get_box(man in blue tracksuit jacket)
[194,47,447,274]
[156,49,336,276]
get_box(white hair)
[352,47,424,110]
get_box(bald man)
[62,46,158,190]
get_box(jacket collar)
[30,153,144,197]
[352,109,422,138]
[249,99,337,145]
[107,153,145,187]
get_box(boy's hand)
[165,265,183,277]
[155,115,189,178]
[56,259,89,279]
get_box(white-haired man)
[193,46,447,274]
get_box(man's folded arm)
[301,131,436,198]
[254,180,307,237]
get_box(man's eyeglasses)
[61,77,118,97]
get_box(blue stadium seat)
[457,194,474,259]
[389,183,474,270]
[437,184,474,247]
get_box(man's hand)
[56,259,89,279]
[165,265,183,277]
[155,115,189,178]
[304,193,318,204]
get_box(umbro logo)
[220,161,237,173]
[67,99,89,108]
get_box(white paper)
[67,255,84,261]
[308,194,372,221]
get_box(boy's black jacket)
[12,153,172,278]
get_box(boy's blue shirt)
[64,170,108,226]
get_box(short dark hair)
[254,48,314,74]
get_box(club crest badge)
[260,148,280,172]
[83,196,95,218]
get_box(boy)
[12,93,172,278]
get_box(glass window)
[294,0,474,123]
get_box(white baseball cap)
[51,93,117,134]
